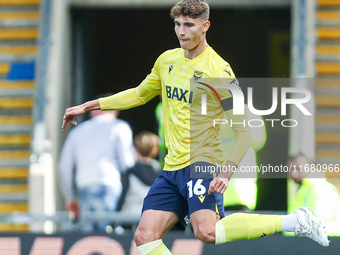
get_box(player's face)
[174,15,209,51]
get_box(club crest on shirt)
[193,70,204,81]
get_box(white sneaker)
[293,207,330,247]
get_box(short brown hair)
[170,0,209,21]
[134,131,160,158]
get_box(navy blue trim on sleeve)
[222,97,233,111]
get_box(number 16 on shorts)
[187,179,207,203]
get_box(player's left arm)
[225,108,252,167]
[208,110,251,194]
[208,64,252,194]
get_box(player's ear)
[203,20,210,32]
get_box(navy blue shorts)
[142,165,225,230]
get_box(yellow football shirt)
[99,46,249,171]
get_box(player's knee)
[134,226,156,246]
[194,227,215,244]
[134,227,148,246]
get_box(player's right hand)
[62,99,101,131]
[61,105,84,131]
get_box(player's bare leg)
[135,209,178,254]
[190,209,220,244]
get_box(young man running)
[62,0,329,254]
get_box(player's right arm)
[62,99,100,131]
[98,82,160,110]
[62,54,163,131]
[62,82,160,131]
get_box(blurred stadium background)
[0,0,339,254]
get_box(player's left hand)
[208,177,229,194]
[208,160,236,194]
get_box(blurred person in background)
[287,154,340,236]
[120,131,162,214]
[58,103,135,233]
[155,101,166,169]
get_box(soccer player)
[62,0,329,254]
